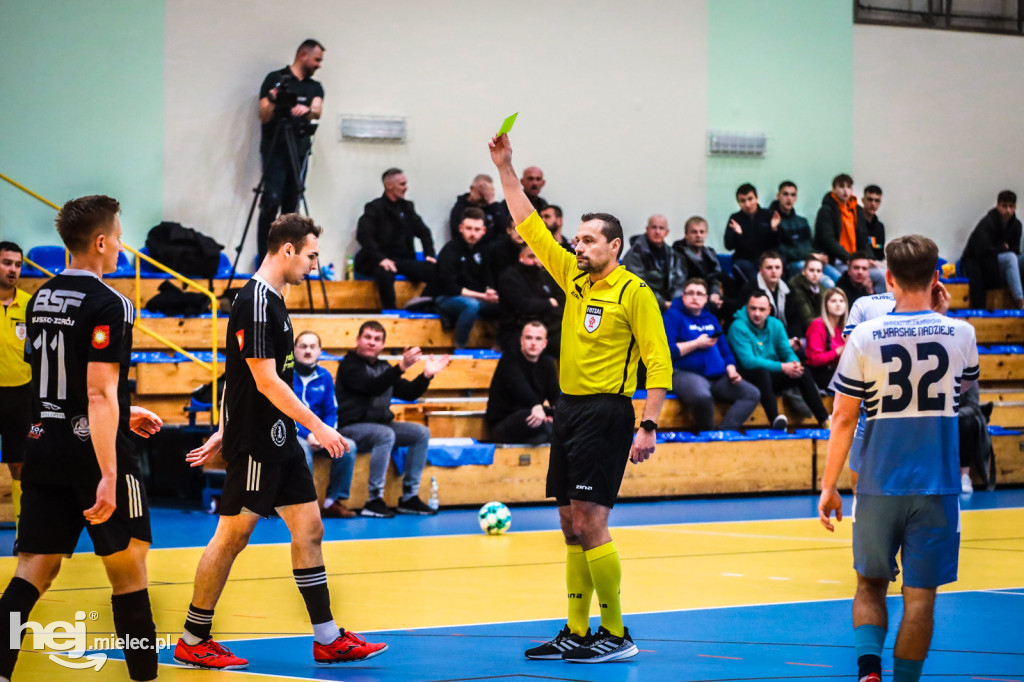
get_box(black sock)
[293,566,332,624]
[858,653,882,679]
[184,603,215,642]
[0,577,40,678]
[112,589,158,682]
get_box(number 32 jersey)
[22,270,136,485]
[833,310,979,495]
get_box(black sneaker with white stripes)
[562,626,638,663]
[524,625,590,660]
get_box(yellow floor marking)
[2,508,1021,681]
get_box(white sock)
[313,620,341,645]
[180,630,203,646]
[324,497,336,508]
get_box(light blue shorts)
[852,493,960,588]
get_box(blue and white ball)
[478,501,512,535]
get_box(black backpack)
[145,221,223,279]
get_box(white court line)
[639,527,850,543]
[769,577,791,581]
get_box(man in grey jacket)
[622,214,686,311]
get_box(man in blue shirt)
[293,331,356,518]
[819,235,979,682]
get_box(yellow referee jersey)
[1,288,32,387]
[516,211,671,396]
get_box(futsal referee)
[489,133,671,663]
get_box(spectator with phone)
[662,278,760,433]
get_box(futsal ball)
[478,501,512,535]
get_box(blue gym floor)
[3,490,1022,681]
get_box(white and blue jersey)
[843,292,895,337]
[832,310,979,495]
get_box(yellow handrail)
[22,256,54,278]
[0,172,219,423]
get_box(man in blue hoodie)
[292,331,357,518]
[663,278,760,432]
[727,290,830,430]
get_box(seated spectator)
[292,331,357,518]
[335,321,450,518]
[861,184,887,293]
[496,244,563,356]
[487,219,526,283]
[622,214,686,311]
[961,190,1023,309]
[804,288,848,390]
[727,290,830,430]
[787,258,825,337]
[672,216,726,313]
[837,252,874,306]
[734,252,800,351]
[485,321,560,444]
[663,278,760,432]
[449,173,506,241]
[725,183,781,284]
[772,180,839,285]
[355,168,437,310]
[427,207,501,348]
[540,205,574,253]
[521,165,549,211]
[814,173,866,271]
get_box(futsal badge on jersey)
[270,419,287,447]
[15,322,26,341]
[72,415,90,441]
[236,329,245,349]
[583,305,603,333]
[91,325,110,349]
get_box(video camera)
[271,73,319,137]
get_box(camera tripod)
[226,116,328,310]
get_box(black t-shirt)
[259,66,325,154]
[22,270,135,485]
[223,275,302,463]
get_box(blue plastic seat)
[25,246,67,276]
[717,252,732,273]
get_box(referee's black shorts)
[546,393,636,509]
[18,467,151,557]
[220,449,316,517]
[0,383,32,465]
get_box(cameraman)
[256,39,325,263]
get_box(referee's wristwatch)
[638,419,658,433]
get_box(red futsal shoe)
[314,630,389,664]
[174,637,248,669]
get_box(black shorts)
[18,470,151,557]
[220,450,316,517]
[546,394,636,508]
[0,383,32,464]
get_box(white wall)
[853,25,1024,261]
[165,0,708,270]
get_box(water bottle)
[345,256,355,281]
[428,476,439,511]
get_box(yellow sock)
[565,544,593,636]
[585,541,623,637]
[11,479,21,530]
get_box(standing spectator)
[724,183,781,284]
[727,291,830,430]
[672,216,726,312]
[0,242,30,531]
[814,173,867,269]
[804,288,848,390]
[540,205,574,253]
[622,214,686,311]
[336,321,450,518]
[428,207,500,348]
[496,244,563,355]
[771,181,839,285]
[663,279,760,432]
[961,190,1023,309]
[861,185,887,293]
[355,168,437,310]
[485,321,560,444]
[837,252,875,306]
[787,257,825,337]
[448,174,506,241]
[292,331,356,518]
